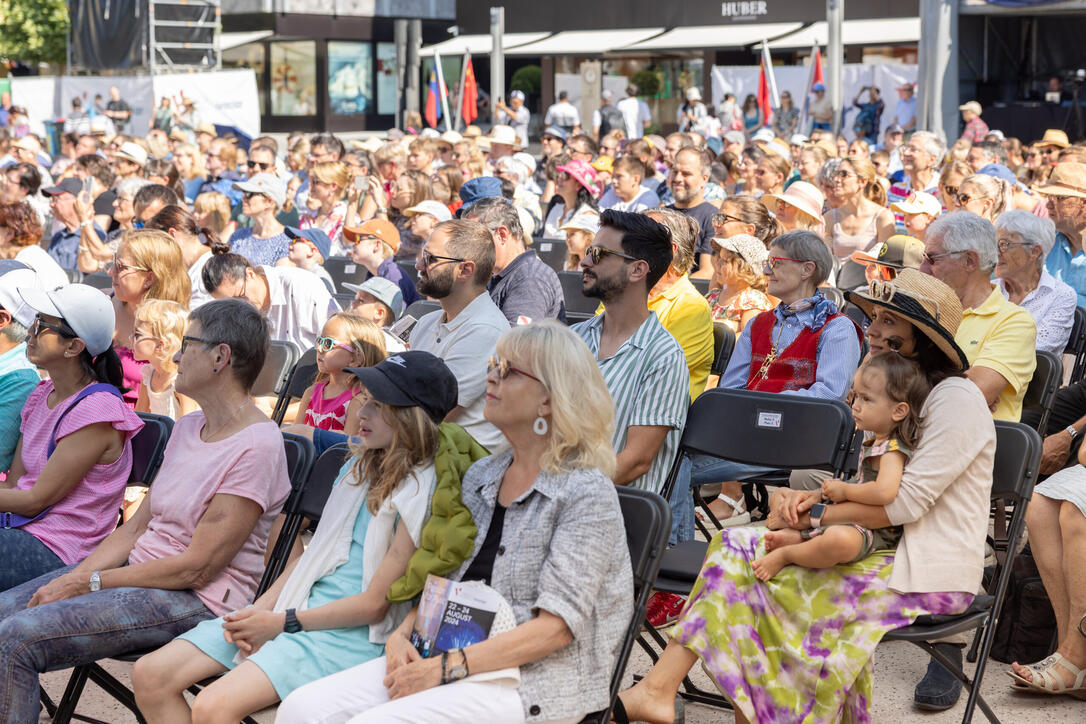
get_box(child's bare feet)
[752,549,789,581]
[764,528,802,552]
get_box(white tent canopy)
[766,17,921,49]
[505,28,666,55]
[220,30,273,51]
[619,23,804,51]
[420,32,551,57]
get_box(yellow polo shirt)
[955,286,1037,421]
[648,275,714,400]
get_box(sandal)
[710,494,751,528]
[1007,652,1086,699]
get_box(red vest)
[745,310,858,393]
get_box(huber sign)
[722,2,770,20]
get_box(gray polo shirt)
[409,292,511,452]
[487,250,566,325]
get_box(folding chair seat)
[272,347,318,425]
[881,421,1041,724]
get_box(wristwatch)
[809,502,827,529]
[442,649,469,684]
[1067,425,1080,441]
[89,571,101,592]
[284,608,303,634]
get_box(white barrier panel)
[711,63,918,142]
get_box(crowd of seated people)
[1,102,1086,723]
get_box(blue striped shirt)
[573,312,689,493]
[720,304,861,400]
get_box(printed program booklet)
[410,574,508,658]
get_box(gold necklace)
[754,319,789,381]
[202,399,251,442]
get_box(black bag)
[988,546,1057,664]
[598,103,624,136]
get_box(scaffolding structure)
[147,0,222,73]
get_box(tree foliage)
[510,65,541,96]
[0,0,70,64]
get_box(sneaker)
[646,592,687,629]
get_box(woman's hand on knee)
[383,656,442,700]
[222,608,286,656]
[27,571,91,608]
[384,631,421,675]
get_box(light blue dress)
[178,495,384,698]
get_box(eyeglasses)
[180,335,214,354]
[315,336,355,354]
[834,170,857,180]
[997,240,1031,253]
[418,249,465,268]
[1046,194,1075,203]
[868,279,943,322]
[487,356,542,384]
[765,256,808,270]
[954,193,976,206]
[29,316,77,339]
[922,250,965,265]
[942,184,959,197]
[556,171,570,181]
[247,161,271,170]
[108,255,149,275]
[712,213,745,226]
[584,245,640,265]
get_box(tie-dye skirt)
[668,527,974,723]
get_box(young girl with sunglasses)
[132,299,197,420]
[295,312,386,433]
[751,352,932,581]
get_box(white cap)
[512,151,537,175]
[440,130,463,145]
[752,127,776,143]
[19,283,116,356]
[0,261,42,327]
[232,173,287,209]
[404,200,452,222]
[685,87,702,102]
[890,191,942,217]
[790,133,809,146]
[559,209,600,234]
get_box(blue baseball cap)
[977,163,1018,186]
[541,126,568,142]
[812,83,826,92]
[285,226,331,261]
[457,177,504,214]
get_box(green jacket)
[386,422,489,602]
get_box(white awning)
[420,33,551,57]
[766,17,921,50]
[619,23,805,52]
[220,30,273,52]
[505,28,666,56]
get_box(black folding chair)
[251,340,300,399]
[580,488,671,724]
[710,323,736,377]
[130,413,174,486]
[47,433,317,724]
[397,262,420,285]
[881,421,1042,724]
[333,291,355,311]
[1023,350,1061,436]
[690,277,710,296]
[405,299,441,319]
[559,270,598,325]
[1065,306,1086,384]
[536,239,569,272]
[646,389,857,707]
[82,272,112,291]
[272,347,318,425]
[323,256,369,293]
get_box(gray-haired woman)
[995,209,1077,354]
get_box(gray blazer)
[453,449,633,722]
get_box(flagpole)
[455,51,470,132]
[761,40,781,109]
[434,52,453,133]
[800,42,819,134]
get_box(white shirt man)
[617,91,652,140]
[544,92,581,134]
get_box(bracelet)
[440,651,449,685]
[79,220,92,229]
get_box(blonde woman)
[938,159,972,212]
[824,155,895,288]
[193,191,237,243]
[133,351,464,724]
[753,154,791,197]
[954,172,1009,222]
[706,234,774,334]
[277,322,634,724]
[300,161,351,255]
[109,229,192,406]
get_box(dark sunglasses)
[584,245,640,265]
[487,355,542,384]
[247,161,272,170]
[418,250,465,268]
[30,316,77,339]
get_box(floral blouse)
[706,286,775,333]
[300,200,349,257]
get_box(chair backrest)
[255,433,320,595]
[130,413,174,486]
[272,347,320,424]
[991,421,1042,504]
[1067,306,1086,383]
[822,286,845,309]
[660,388,855,501]
[690,277,710,296]
[405,299,441,319]
[323,256,369,294]
[65,268,84,284]
[844,303,869,328]
[83,272,113,291]
[397,262,420,285]
[1023,350,1062,434]
[710,322,736,377]
[333,292,355,311]
[602,487,672,723]
[558,270,599,315]
[535,239,569,272]
[251,340,300,398]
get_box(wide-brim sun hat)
[712,233,769,272]
[1033,162,1086,199]
[762,181,825,223]
[477,124,521,149]
[1036,129,1070,149]
[556,158,601,198]
[844,268,969,370]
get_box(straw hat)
[712,233,768,272]
[844,268,969,370]
[958,101,982,116]
[1033,162,1086,200]
[763,181,825,223]
[1036,129,1070,149]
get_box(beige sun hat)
[762,181,825,223]
[1033,162,1086,199]
[712,233,769,272]
[476,124,521,149]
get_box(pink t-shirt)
[17,381,144,565]
[127,413,291,616]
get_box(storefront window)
[376,43,397,116]
[222,42,266,114]
[328,41,373,115]
[270,41,317,116]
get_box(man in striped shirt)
[572,210,689,496]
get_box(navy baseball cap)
[541,126,568,142]
[347,350,459,423]
[42,177,83,197]
[457,177,504,215]
[285,226,331,261]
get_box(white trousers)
[275,657,528,724]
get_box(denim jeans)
[669,454,780,545]
[0,528,64,593]
[0,564,214,722]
